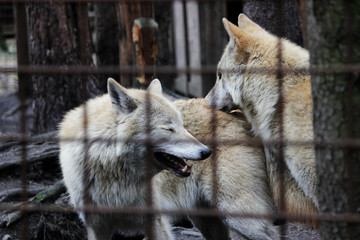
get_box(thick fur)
[59,78,279,239]
[206,14,318,220]
[158,98,279,240]
[59,79,211,240]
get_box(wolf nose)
[200,147,212,160]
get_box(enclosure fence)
[0,0,359,240]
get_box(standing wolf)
[59,79,211,240]
[59,78,279,239]
[206,14,318,217]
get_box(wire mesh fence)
[0,0,359,240]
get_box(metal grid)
[0,0,359,239]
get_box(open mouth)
[154,152,192,177]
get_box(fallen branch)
[0,131,59,171]
[0,186,46,203]
[0,210,22,228]
[0,180,66,228]
[33,180,66,203]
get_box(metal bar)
[14,2,31,98]
[345,1,356,237]
[275,1,287,238]
[2,202,360,224]
[0,0,359,238]
[3,134,360,149]
[13,3,31,239]
[18,50,29,240]
[77,2,92,235]
[145,90,154,240]
[0,0,248,3]
[2,64,360,75]
[15,2,30,237]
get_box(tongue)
[177,160,186,168]
[178,161,191,173]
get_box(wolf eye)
[161,126,174,132]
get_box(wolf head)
[108,78,211,177]
[206,14,309,121]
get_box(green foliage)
[36,193,45,201]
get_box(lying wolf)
[59,79,278,239]
[206,14,318,219]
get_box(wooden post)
[185,1,202,97]
[173,0,204,97]
[198,1,226,96]
[172,0,188,95]
[94,2,119,91]
[116,2,153,88]
[132,18,158,88]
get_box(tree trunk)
[94,2,119,89]
[154,1,175,90]
[307,0,360,239]
[116,2,153,88]
[26,2,103,133]
[243,0,303,46]
[199,1,226,96]
[132,18,158,88]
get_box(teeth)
[164,153,176,163]
[185,160,192,167]
[162,153,192,172]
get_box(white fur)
[59,79,210,240]
[206,14,318,222]
[59,85,280,239]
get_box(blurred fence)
[0,0,358,240]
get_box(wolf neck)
[241,90,280,142]
[86,131,155,186]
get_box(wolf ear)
[147,79,162,95]
[222,18,253,53]
[223,17,239,39]
[107,78,137,114]
[237,13,263,31]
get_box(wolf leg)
[87,225,113,240]
[189,215,231,240]
[224,217,279,240]
[217,192,279,240]
[84,212,115,240]
[148,215,174,240]
[285,147,318,208]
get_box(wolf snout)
[199,147,212,160]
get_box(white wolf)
[59,79,279,239]
[59,79,211,239]
[206,14,318,221]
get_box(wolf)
[59,79,279,239]
[159,98,279,240]
[205,14,318,219]
[59,78,211,240]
